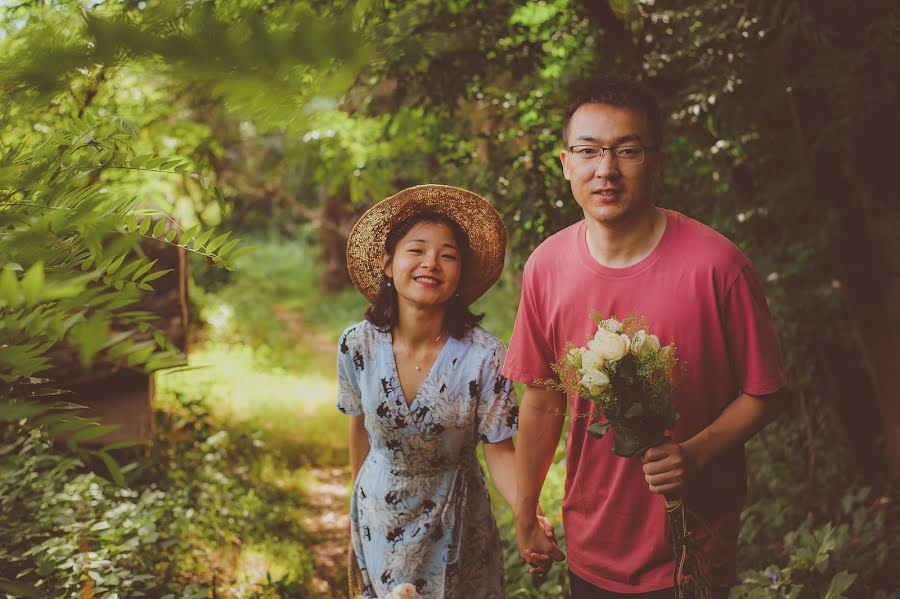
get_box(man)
[503,78,787,598]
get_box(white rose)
[386,583,421,599]
[600,318,623,333]
[630,330,660,357]
[580,368,610,395]
[580,348,604,373]
[592,328,628,361]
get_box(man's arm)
[514,384,567,565]
[642,389,788,494]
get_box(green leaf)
[174,163,193,173]
[92,449,126,486]
[164,228,178,243]
[0,266,22,307]
[624,402,643,419]
[115,258,145,280]
[126,344,156,367]
[102,438,149,451]
[49,417,100,437]
[191,228,214,250]
[21,262,44,305]
[145,156,167,169]
[129,154,151,168]
[113,117,139,137]
[126,214,138,231]
[180,224,199,245]
[106,253,127,275]
[612,431,645,457]
[587,422,610,439]
[823,571,857,599]
[152,218,167,238]
[204,231,231,253]
[141,269,173,284]
[0,400,52,422]
[225,245,257,262]
[213,185,226,214]
[217,238,241,259]
[131,259,158,281]
[66,424,120,450]
[138,217,151,235]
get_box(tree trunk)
[318,186,353,293]
[838,176,900,484]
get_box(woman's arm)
[348,415,370,483]
[483,437,517,506]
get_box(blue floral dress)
[337,321,518,598]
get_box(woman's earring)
[386,279,393,288]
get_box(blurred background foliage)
[1,0,899,597]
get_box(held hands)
[515,511,565,585]
[641,441,697,496]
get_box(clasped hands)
[514,510,565,584]
[515,442,694,584]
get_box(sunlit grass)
[156,343,348,467]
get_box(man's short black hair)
[562,77,663,148]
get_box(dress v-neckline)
[388,333,454,411]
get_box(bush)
[0,393,318,598]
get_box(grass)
[157,344,347,468]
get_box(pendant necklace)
[414,331,446,372]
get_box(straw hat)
[346,184,507,306]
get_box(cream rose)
[630,329,661,358]
[580,348,604,373]
[592,328,628,361]
[580,368,610,395]
[385,583,422,599]
[600,318,623,333]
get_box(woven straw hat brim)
[346,184,507,306]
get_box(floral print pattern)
[337,321,517,598]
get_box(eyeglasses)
[567,145,657,166]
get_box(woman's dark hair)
[364,209,485,339]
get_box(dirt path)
[302,466,352,596]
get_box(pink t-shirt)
[503,209,786,592]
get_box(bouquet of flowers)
[544,313,710,599]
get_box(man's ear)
[560,150,573,181]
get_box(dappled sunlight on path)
[302,467,352,595]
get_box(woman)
[338,185,554,598]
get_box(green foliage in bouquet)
[545,313,679,457]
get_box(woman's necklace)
[413,331,446,372]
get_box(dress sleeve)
[336,327,364,416]
[723,265,788,396]
[477,342,519,443]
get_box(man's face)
[560,103,664,226]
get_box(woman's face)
[383,221,463,310]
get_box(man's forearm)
[682,389,786,472]
[515,386,566,520]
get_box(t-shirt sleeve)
[723,264,788,396]
[477,342,519,443]
[502,259,557,384]
[336,328,364,416]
